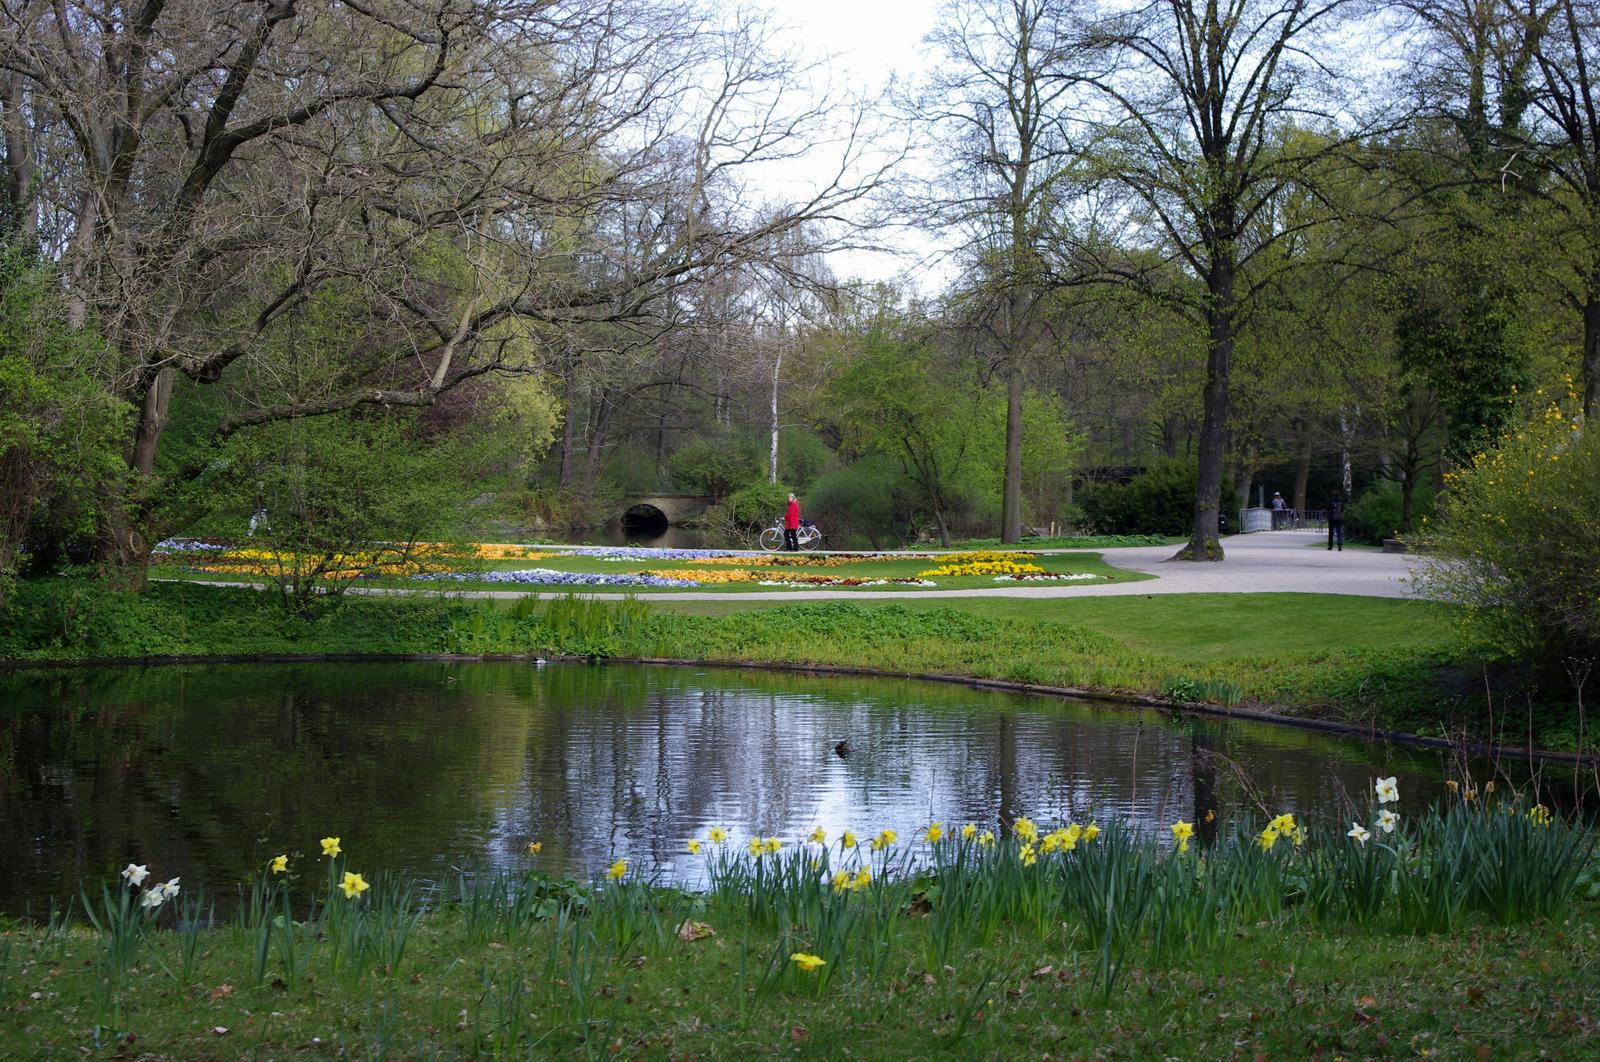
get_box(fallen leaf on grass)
[790,1025,809,1045]
[209,984,234,1000]
[1031,966,1054,979]
[211,1026,229,1036]
[675,920,716,942]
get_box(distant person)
[784,492,801,551]
[1328,491,1345,552]
[247,480,270,537]
[1270,491,1287,529]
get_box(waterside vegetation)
[3,785,1595,1058]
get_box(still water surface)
[1,662,1463,913]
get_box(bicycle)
[759,520,822,551]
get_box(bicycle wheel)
[799,527,821,551]
[759,527,783,551]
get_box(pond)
[0,661,1525,915]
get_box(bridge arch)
[621,503,669,534]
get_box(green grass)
[657,593,1454,662]
[0,578,1499,743]
[5,811,1595,1059]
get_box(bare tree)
[1523,0,1600,414]
[916,0,1084,542]
[1071,0,1375,560]
[0,0,890,565]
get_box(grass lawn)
[656,593,1458,663]
[4,859,1593,1059]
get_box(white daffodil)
[158,877,181,900]
[121,863,149,886]
[1375,776,1400,804]
[1377,809,1399,834]
[140,888,166,910]
[1348,822,1371,844]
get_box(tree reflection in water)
[0,661,1469,913]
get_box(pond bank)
[0,576,1546,749]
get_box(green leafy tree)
[0,251,126,607]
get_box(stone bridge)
[621,493,716,530]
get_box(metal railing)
[1239,507,1328,532]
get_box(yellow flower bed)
[176,541,557,579]
[639,568,767,584]
[917,559,1048,578]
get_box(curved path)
[291,531,1420,603]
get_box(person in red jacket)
[784,493,801,551]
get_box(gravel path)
[189,531,1416,603]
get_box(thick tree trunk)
[1001,352,1024,543]
[1292,439,1312,514]
[1175,259,1234,561]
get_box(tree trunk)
[1176,259,1234,561]
[1292,432,1312,514]
[769,345,783,484]
[1001,351,1024,543]
[558,366,579,489]
[1584,284,1600,418]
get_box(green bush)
[1346,481,1437,545]
[722,480,794,529]
[1416,393,1599,664]
[667,437,761,498]
[806,455,914,548]
[1078,460,1240,537]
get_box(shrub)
[1078,460,1239,537]
[1415,392,1599,664]
[1346,480,1437,545]
[720,480,794,530]
[806,456,915,549]
[667,437,761,498]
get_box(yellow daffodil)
[924,822,943,843]
[1019,843,1037,866]
[687,839,702,855]
[1083,822,1100,842]
[790,952,827,972]
[1013,816,1038,844]
[978,830,996,846]
[762,837,781,855]
[832,870,852,893]
[708,826,728,843]
[339,871,369,899]
[269,854,288,874]
[1268,813,1296,836]
[607,859,627,880]
[1170,820,1194,852]
[1529,804,1553,826]
[320,836,341,858]
[748,837,764,856]
[841,830,858,848]
[961,823,977,840]
[526,841,543,854]
[809,826,827,844]
[853,867,871,889]
[870,829,897,851]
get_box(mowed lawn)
[655,593,1458,664]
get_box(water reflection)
[0,661,1497,913]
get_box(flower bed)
[413,569,696,588]
[992,572,1102,582]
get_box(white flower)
[121,863,149,886]
[140,889,166,910]
[1375,776,1400,804]
[1377,809,1399,834]
[1347,822,1371,844]
[158,877,181,900]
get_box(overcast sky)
[760,0,950,292]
